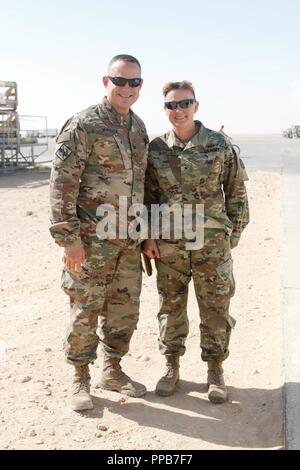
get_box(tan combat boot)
[98,356,147,397]
[207,360,228,404]
[71,364,93,411]
[155,355,180,397]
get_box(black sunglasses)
[108,76,142,87]
[164,99,195,110]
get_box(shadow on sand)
[87,380,283,449]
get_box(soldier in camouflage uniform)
[143,81,249,403]
[49,55,149,411]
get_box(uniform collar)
[100,97,132,128]
[166,121,209,150]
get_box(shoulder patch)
[55,144,72,161]
[56,131,72,144]
[56,117,73,141]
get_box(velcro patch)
[56,130,72,144]
[55,144,72,161]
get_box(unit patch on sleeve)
[55,144,72,161]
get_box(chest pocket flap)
[113,134,132,170]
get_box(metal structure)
[283,125,300,139]
[0,80,50,170]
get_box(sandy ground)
[0,167,283,450]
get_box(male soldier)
[49,54,149,411]
[143,81,249,404]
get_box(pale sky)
[1,0,300,134]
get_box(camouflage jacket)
[144,121,249,247]
[49,97,149,247]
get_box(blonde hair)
[163,81,196,99]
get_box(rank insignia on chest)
[55,144,72,161]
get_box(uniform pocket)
[185,150,223,193]
[56,130,72,144]
[61,267,90,303]
[113,135,132,170]
[216,257,235,297]
[93,136,127,173]
[204,154,223,192]
[53,128,75,166]
[216,257,233,283]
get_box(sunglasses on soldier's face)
[108,76,143,87]
[164,99,195,110]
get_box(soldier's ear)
[195,101,199,113]
[102,76,109,88]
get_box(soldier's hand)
[142,239,160,259]
[64,244,86,273]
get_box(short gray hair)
[108,54,141,72]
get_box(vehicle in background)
[283,125,300,138]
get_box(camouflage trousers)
[61,237,142,366]
[155,230,236,362]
